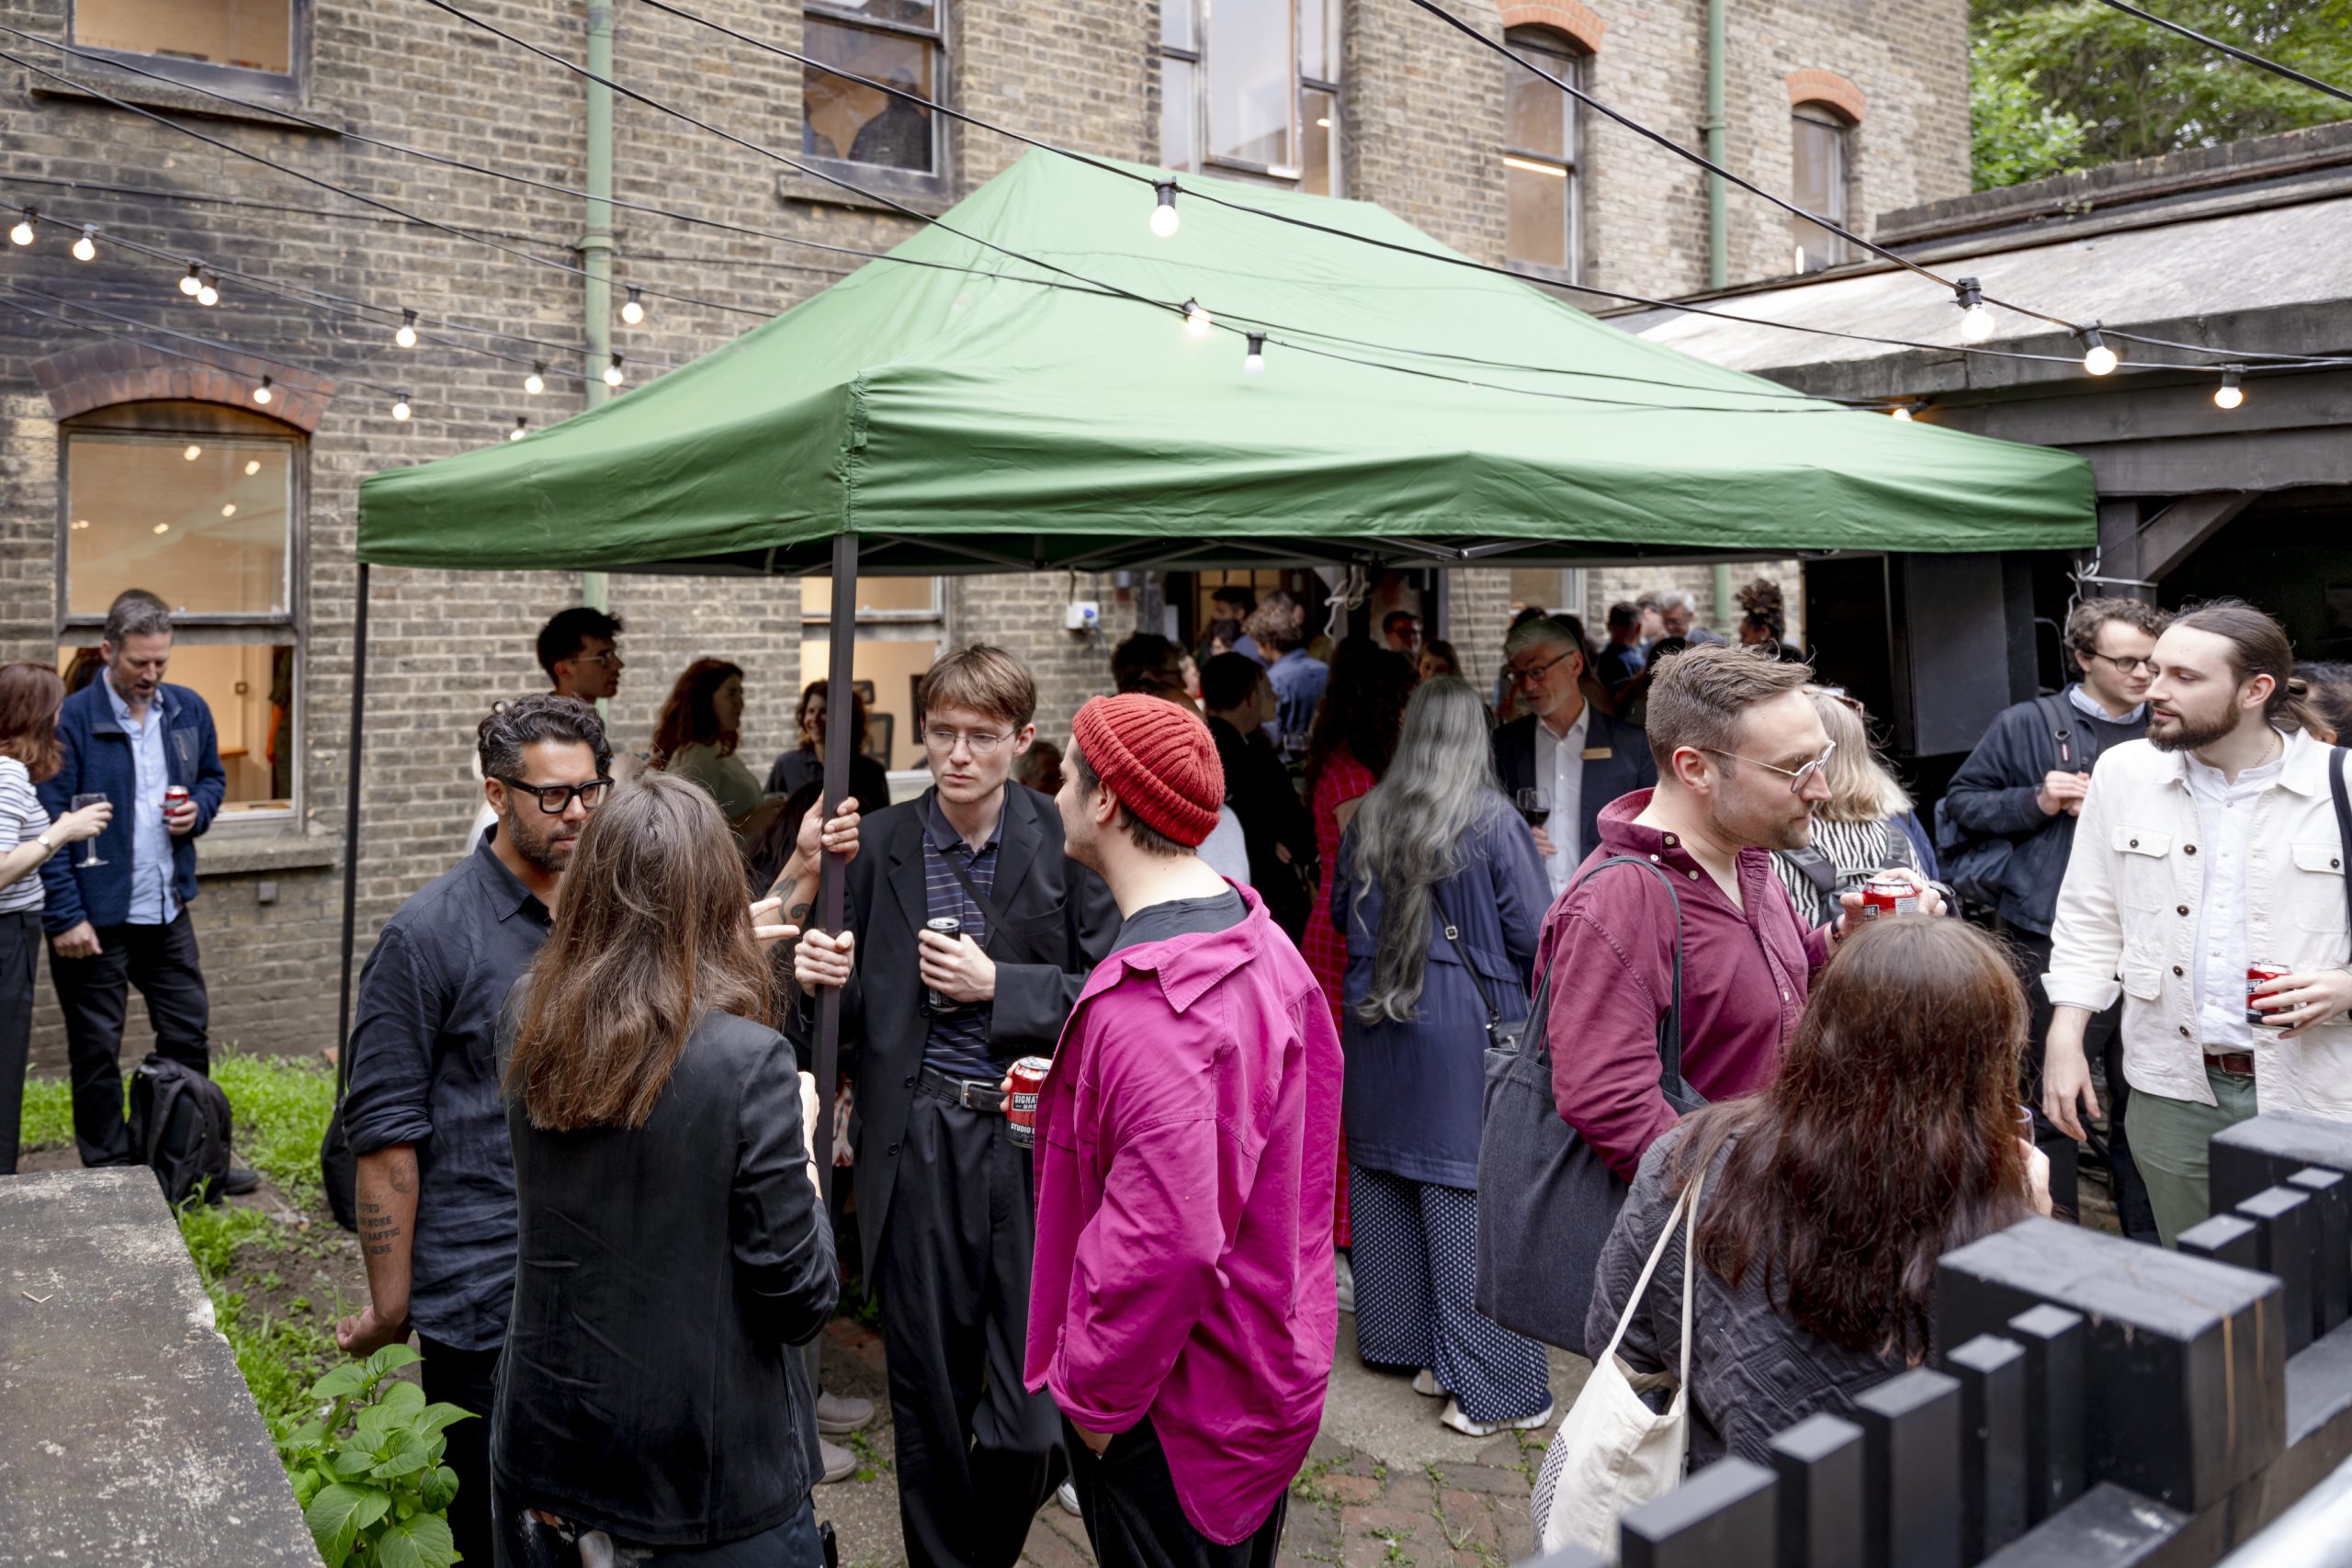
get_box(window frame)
[1297,0,1343,197]
[1789,102,1852,275]
[1160,0,1342,191]
[798,575,944,626]
[1500,26,1585,287]
[66,0,309,101]
[55,404,310,830]
[798,0,952,203]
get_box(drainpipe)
[1703,0,1728,290]
[581,1,615,629]
[1713,561,1735,633]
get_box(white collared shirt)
[2182,736,2289,1050]
[1531,703,1590,894]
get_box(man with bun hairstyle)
[1025,693,1341,1568]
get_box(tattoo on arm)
[786,900,813,927]
[358,1212,402,1258]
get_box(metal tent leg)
[812,533,859,1207]
[334,562,371,1086]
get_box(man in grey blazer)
[1491,615,1657,897]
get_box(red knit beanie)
[1070,694,1226,848]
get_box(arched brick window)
[1501,22,1594,282]
[1785,74,1863,275]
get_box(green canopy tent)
[350,148,2096,1164]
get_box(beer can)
[1005,1055,1053,1151]
[923,916,963,1013]
[164,784,189,808]
[1860,874,1918,921]
[2247,960,2292,1027]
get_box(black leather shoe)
[218,1164,262,1196]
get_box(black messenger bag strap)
[2333,745,2352,944]
[1557,854,1689,1097]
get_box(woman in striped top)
[1770,690,1926,930]
[0,663,111,1174]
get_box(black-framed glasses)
[1697,741,1837,795]
[495,776,614,814]
[2083,651,2157,676]
[1507,647,1577,686]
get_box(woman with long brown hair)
[650,657,764,831]
[0,662,110,1174]
[1584,918,2050,1467]
[492,772,836,1565]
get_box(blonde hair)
[1808,690,1912,824]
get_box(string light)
[72,225,97,262]
[243,458,260,475]
[2214,365,2245,411]
[620,286,645,325]
[510,416,528,441]
[1150,181,1181,239]
[252,375,273,405]
[1244,333,1266,377]
[525,362,546,395]
[394,308,418,348]
[178,262,202,297]
[2078,324,2117,376]
[603,353,626,387]
[1954,277,1995,343]
[183,444,202,460]
[391,389,412,421]
[8,208,33,246]
[1182,299,1211,342]
[197,268,220,307]
[1890,405,1913,422]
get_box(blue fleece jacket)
[36,679,225,933]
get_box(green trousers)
[2124,1064,2261,1247]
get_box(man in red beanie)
[1024,693,1342,1568]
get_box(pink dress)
[1304,747,1375,1247]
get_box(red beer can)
[164,784,189,819]
[1860,874,1918,921]
[2247,961,2292,1026]
[1005,1055,1052,1151]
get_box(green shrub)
[275,1345,468,1568]
[17,1077,73,1150]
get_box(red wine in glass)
[1514,787,1550,829]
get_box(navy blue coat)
[1332,800,1551,1188]
[1492,707,1657,864]
[36,679,226,932]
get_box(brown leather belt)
[2206,1051,2256,1077]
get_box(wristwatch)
[32,831,55,857]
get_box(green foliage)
[17,1076,73,1150]
[275,1345,470,1568]
[1972,0,2352,189]
[207,1049,338,1209]
[175,1199,345,1425]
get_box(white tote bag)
[1531,1172,1702,1562]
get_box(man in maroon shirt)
[1538,646,1944,1180]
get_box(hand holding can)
[1005,1055,1052,1150]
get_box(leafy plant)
[274,1345,470,1568]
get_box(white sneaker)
[1057,1481,1083,1517]
[1439,1397,1555,1438]
[817,1437,858,1484]
[1412,1369,1446,1399]
[815,1390,875,1435]
[1335,1252,1356,1316]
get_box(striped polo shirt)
[922,789,1003,1082]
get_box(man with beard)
[337,695,614,1567]
[2044,599,2352,1245]
[1538,647,1944,1306]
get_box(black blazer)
[492,1010,835,1548]
[804,782,1119,1278]
[1492,707,1658,862]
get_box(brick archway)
[1498,0,1605,54]
[30,341,333,432]
[1786,68,1866,123]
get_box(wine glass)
[72,793,107,867]
[1514,787,1551,829]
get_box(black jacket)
[1207,716,1316,940]
[1941,690,2145,936]
[492,1010,836,1547]
[799,782,1119,1278]
[1492,707,1657,861]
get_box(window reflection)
[1790,107,1850,274]
[1503,28,1582,277]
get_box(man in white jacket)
[2043,598,2352,1246]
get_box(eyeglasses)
[1507,648,1578,687]
[1697,741,1837,795]
[569,650,622,668]
[924,728,1012,758]
[495,776,614,814]
[2083,651,2158,676]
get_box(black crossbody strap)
[1551,854,1689,1093]
[1434,882,1521,1030]
[2333,746,2352,946]
[933,836,1012,948]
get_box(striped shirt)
[922,790,1002,1081]
[0,756,51,915]
[1770,815,1917,930]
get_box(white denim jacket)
[2044,730,2352,1115]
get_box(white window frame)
[800,0,951,202]
[1501,27,1585,286]
[1160,0,1342,192]
[1789,103,1852,275]
[66,0,308,100]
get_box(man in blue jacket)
[1492,615,1657,897]
[37,595,250,1188]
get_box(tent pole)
[811,532,859,1206]
[335,562,372,1066]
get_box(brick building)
[0,0,1966,1065]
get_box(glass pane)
[66,434,289,617]
[1789,112,1846,273]
[1506,66,1563,156]
[1506,160,1568,268]
[1297,0,1334,82]
[62,642,297,811]
[800,637,939,771]
[74,0,291,74]
[802,17,935,173]
[1300,86,1337,196]
[802,575,939,617]
[1206,0,1294,169]
[1161,0,1196,52]
[1161,55,1197,173]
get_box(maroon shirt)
[1538,790,1830,1179]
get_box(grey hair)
[478,694,614,784]
[1502,614,1585,665]
[1657,589,1698,615]
[1349,677,1508,1026]
[102,593,173,648]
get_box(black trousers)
[1063,1417,1285,1568]
[875,1094,1064,1568]
[2011,928,2158,1241]
[493,1486,824,1567]
[0,909,40,1175]
[46,909,210,1168]
[421,1333,502,1568]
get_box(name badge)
[1580,746,1612,761]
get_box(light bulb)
[510,417,528,442]
[1890,405,1913,422]
[524,363,546,396]
[179,263,202,297]
[1150,181,1181,239]
[252,376,273,405]
[620,287,645,325]
[243,459,260,476]
[198,270,220,307]
[395,309,418,349]
[1243,333,1266,377]
[220,503,237,518]
[2078,324,2116,376]
[2214,366,2245,411]
[153,523,170,536]
[391,391,412,422]
[1182,299,1211,342]
[1952,276,1994,343]
[72,225,97,262]
[8,209,33,247]
[603,355,625,388]
[183,444,203,461]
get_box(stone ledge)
[194,832,341,877]
[28,70,331,135]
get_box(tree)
[1971,0,2352,191]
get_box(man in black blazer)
[794,645,1117,1568]
[1491,615,1657,897]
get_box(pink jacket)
[1024,886,1341,1545]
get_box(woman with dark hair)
[493,772,836,1565]
[651,658,763,829]
[1583,919,2050,1469]
[2297,660,2352,745]
[0,662,109,1174]
[1335,678,1554,1435]
[766,679,893,819]
[1417,638,1461,683]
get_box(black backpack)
[127,1054,235,1207]
[1935,694,2079,912]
